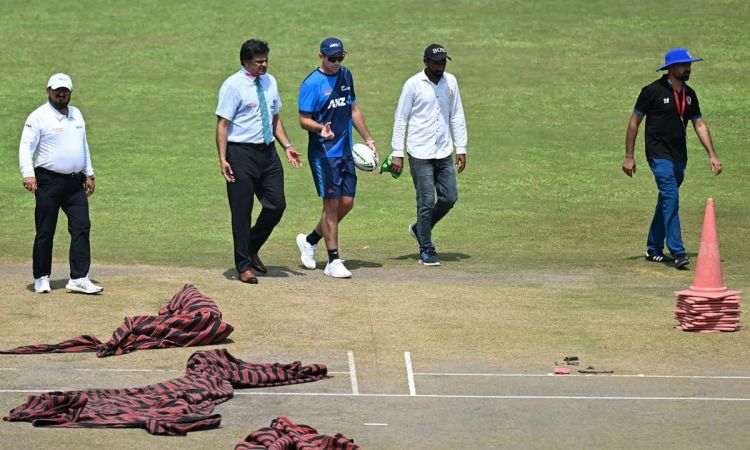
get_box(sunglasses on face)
[327,55,345,63]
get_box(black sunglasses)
[327,55,345,63]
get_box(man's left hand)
[710,157,722,175]
[456,154,466,173]
[85,177,95,197]
[285,146,303,168]
[366,140,379,165]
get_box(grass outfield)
[0,0,748,272]
[1,1,750,447]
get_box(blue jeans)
[408,154,458,250]
[647,158,686,257]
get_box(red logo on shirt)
[323,90,332,95]
[52,127,65,133]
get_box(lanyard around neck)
[672,85,686,121]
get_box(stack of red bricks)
[674,294,742,333]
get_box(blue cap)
[320,37,346,56]
[657,48,703,71]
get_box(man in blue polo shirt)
[296,37,378,278]
[623,48,723,270]
[216,39,301,284]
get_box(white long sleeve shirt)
[19,102,94,178]
[391,70,467,159]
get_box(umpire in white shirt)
[19,73,103,294]
[390,44,468,266]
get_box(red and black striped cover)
[236,416,360,450]
[0,284,233,357]
[4,349,328,435]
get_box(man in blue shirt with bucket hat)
[623,48,723,270]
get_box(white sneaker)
[296,233,318,269]
[66,276,103,294]
[34,276,51,293]
[324,259,352,278]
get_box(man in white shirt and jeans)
[19,73,103,294]
[390,44,468,266]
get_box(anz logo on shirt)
[327,95,351,110]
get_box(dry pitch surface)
[1,262,749,449]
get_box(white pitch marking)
[1,390,748,402]
[364,423,388,426]
[195,392,750,402]
[404,351,416,396]
[413,372,750,380]
[0,367,350,375]
[73,368,180,373]
[2,366,748,380]
[347,351,359,395]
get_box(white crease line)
[74,368,180,373]
[404,352,416,396]
[2,366,748,380]
[0,367,350,375]
[364,423,388,426]
[1,390,748,402]
[414,372,750,380]
[347,351,359,395]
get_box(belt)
[228,141,275,150]
[35,167,83,177]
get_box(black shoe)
[645,252,671,263]
[674,255,690,269]
[250,254,267,274]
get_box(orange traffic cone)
[675,198,740,299]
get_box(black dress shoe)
[250,254,267,274]
[238,270,258,284]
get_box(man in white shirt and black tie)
[390,44,468,266]
[19,73,103,294]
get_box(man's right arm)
[390,81,414,174]
[19,115,40,193]
[623,112,643,177]
[299,114,333,139]
[215,117,234,182]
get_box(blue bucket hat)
[320,37,346,56]
[656,48,703,71]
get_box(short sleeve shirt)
[633,75,702,162]
[298,67,356,158]
[216,68,281,144]
[19,103,93,177]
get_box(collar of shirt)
[46,101,72,120]
[418,70,444,86]
[241,67,263,84]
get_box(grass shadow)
[626,252,698,270]
[222,266,307,280]
[341,259,382,270]
[26,278,105,292]
[392,252,472,262]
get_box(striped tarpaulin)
[4,349,328,436]
[236,416,360,450]
[0,284,234,357]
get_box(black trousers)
[226,142,286,273]
[33,167,91,279]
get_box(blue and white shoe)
[419,248,441,266]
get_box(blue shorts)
[309,155,357,199]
